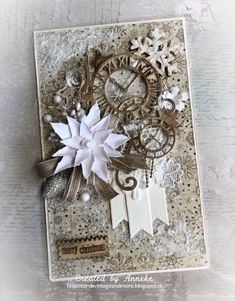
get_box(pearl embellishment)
[43,114,53,123]
[80,191,90,202]
[53,94,62,104]
[82,140,91,148]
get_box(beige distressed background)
[0,0,234,300]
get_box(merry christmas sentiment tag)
[34,18,208,281]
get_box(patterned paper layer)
[34,18,208,281]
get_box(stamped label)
[57,236,109,260]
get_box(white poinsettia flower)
[51,103,129,182]
[159,87,189,112]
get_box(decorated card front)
[34,18,208,282]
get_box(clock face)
[134,118,175,158]
[92,54,162,118]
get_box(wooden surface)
[0,0,234,300]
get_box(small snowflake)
[176,155,197,180]
[154,159,183,189]
[52,262,76,278]
[159,255,183,269]
[105,253,136,273]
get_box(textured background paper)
[34,18,208,280]
[0,0,235,300]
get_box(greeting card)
[34,18,208,281]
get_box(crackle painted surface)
[0,0,235,300]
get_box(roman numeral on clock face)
[103,60,118,75]
[149,82,160,98]
[93,83,104,93]
[137,63,154,78]
[117,55,130,68]
[95,94,106,104]
[95,73,106,84]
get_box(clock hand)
[109,77,125,92]
[123,74,139,91]
[116,73,136,92]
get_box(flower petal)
[91,158,108,182]
[175,102,185,112]
[105,133,129,149]
[61,137,82,149]
[54,155,74,174]
[50,123,71,140]
[81,153,94,179]
[67,116,80,137]
[103,143,123,158]
[181,92,189,101]
[53,146,76,157]
[170,86,179,98]
[83,103,100,127]
[161,90,172,100]
[91,116,109,132]
[93,145,110,162]
[93,129,112,144]
[74,149,90,166]
[80,120,92,139]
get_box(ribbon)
[37,154,148,203]
[148,182,169,225]
[110,181,128,229]
[37,155,167,238]
[110,172,169,238]
[126,189,153,238]
[37,158,60,178]
[37,158,82,202]
[111,154,149,174]
[63,166,82,203]
[94,175,118,202]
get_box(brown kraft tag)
[56,236,109,260]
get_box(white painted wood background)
[0,0,234,300]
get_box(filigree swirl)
[115,170,138,191]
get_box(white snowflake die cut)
[154,159,183,189]
[130,27,182,77]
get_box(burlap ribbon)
[37,154,148,202]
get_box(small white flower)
[51,103,129,182]
[131,169,147,201]
[159,87,189,112]
[154,159,183,188]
